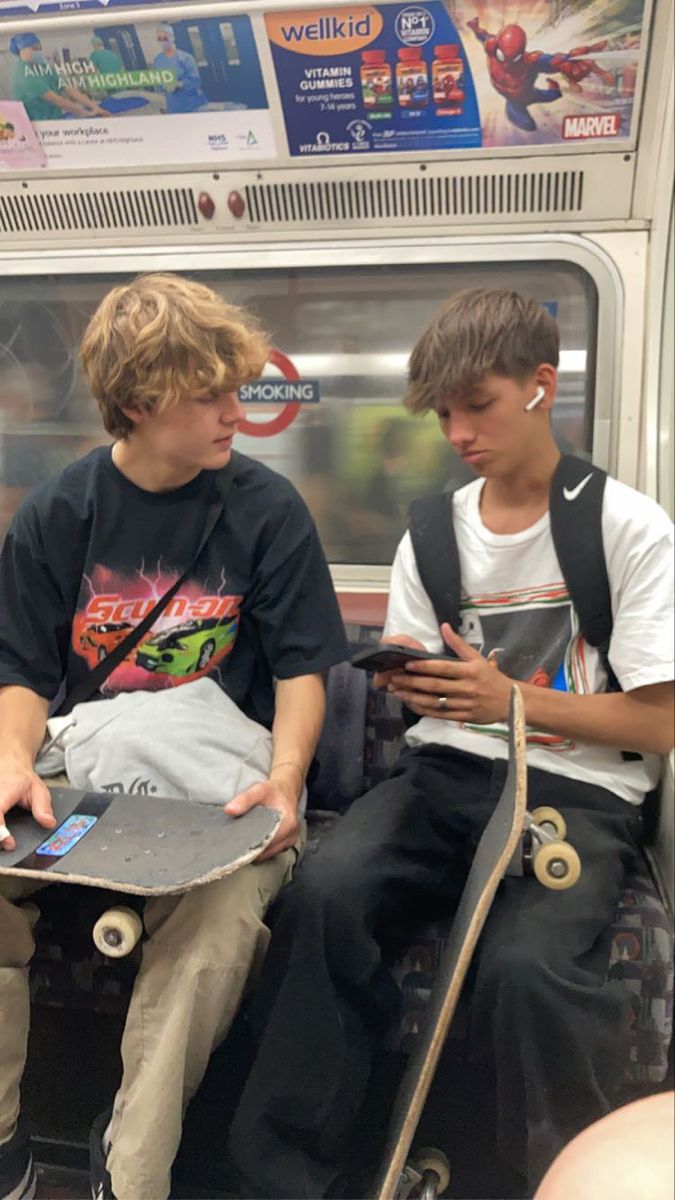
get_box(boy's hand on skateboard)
[373,633,427,690]
[386,623,513,725]
[0,764,56,852]
[225,775,301,862]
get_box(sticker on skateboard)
[34,814,98,856]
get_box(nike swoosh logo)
[563,473,593,501]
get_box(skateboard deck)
[373,685,527,1200]
[0,787,280,896]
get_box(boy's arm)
[222,482,346,855]
[0,686,56,850]
[0,496,84,851]
[225,673,326,860]
[387,624,675,756]
[518,680,673,755]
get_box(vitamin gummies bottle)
[432,44,464,116]
[396,47,429,109]
[361,49,393,111]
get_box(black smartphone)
[350,642,458,673]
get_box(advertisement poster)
[266,0,647,157]
[0,97,46,166]
[0,12,276,168]
[0,2,168,15]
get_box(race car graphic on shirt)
[79,620,134,666]
[136,616,238,676]
[71,563,243,694]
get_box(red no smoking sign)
[238,348,320,438]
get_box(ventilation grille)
[0,186,198,235]
[245,169,585,226]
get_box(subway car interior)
[0,0,673,1198]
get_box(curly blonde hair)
[405,288,559,414]
[80,273,269,438]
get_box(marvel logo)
[562,113,621,139]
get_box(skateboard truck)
[514,807,582,890]
[398,1149,450,1200]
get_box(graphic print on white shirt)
[457,580,581,750]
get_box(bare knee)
[535,1093,675,1199]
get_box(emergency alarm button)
[198,193,215,220]
[227,191,246,219]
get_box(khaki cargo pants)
[0,779,303,1199]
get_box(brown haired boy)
[229,288,674,1198]
[0,273,348,1200]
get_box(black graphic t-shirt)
[0,447,348,726]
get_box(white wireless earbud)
[525,386,545,412]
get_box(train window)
[0,262,597,561]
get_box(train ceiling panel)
[0,153,634,243]
[246,166,589,226]
[0,183,198,235]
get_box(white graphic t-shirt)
[384,476,674,805]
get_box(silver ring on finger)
[437,695,449,711]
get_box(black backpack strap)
[55,466,234,717]
[550,458,643,763]
[549,455,624,699]
[408,492,461,633]
[549,456,612,649]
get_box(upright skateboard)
[0,788,280,957]
[373,686,581,1200]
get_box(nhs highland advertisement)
[0,4,276,169]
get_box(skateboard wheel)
[533,841,581,890]
[530,806,567,840]
[93,906,143,958]
[413,1149,451,1196]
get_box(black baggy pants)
[229,746,641,1198]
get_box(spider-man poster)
[455,0,647,147]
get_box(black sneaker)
[0,1126,36,1200]
[89,1110,115,1200]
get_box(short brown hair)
[80,273,269,438]
[405,288,559,414]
